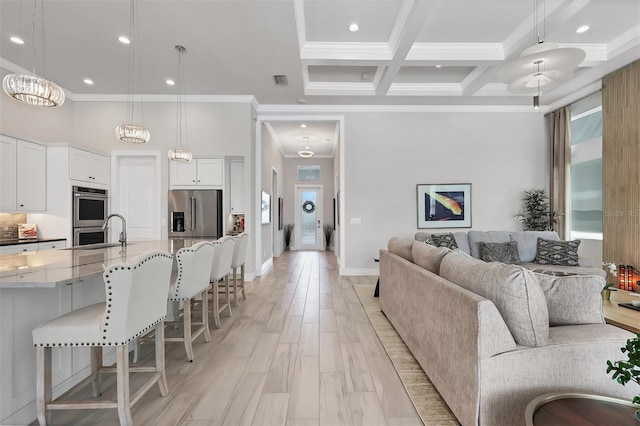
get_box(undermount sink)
[62,243,126,250]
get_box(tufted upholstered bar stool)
[165,241,215,362]
[230,233,249,307]
[209,236,235,329]
[32,250,173,426]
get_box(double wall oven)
[72,186,109,246]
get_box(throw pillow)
[534,238,581,266]
[427,233,459,249]
[479,241,521,264]
[534,272,605,326]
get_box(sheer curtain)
[548,107,570,239]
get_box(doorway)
[295,185,323,250]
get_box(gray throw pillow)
[480,241,521,264]
[427,233,459,249]
[534,238,580,266]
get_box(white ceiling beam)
[387,83,462,96]
[300,42,392,61]
[304,82,376,96]
[376,0,440,96]
[406,43,504,62]
[607,25,640,59]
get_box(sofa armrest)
[578,256,593,267]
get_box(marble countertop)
[0,238,67,247]
[0,239,206,289]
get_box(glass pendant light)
[168,45,192,162]
[2,0,65,107]
[115,0,150,144]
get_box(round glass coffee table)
[525,392,639,426]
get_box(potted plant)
[606,334,640,421]
[283,224,294,251]
[323,224,333,251]
[602,262,618,301]
[515,189,561,231]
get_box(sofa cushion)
[440,250,549,347]
[534,272,605,326]
[534,238,581,266]
[388,238,414,262]
[524,263,607,278]
[427,233,459,249]
[468,231,510,258]
[480,241,521,264]
[412,242,449,274]
[509,231,559,262]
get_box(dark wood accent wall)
[602,59,640,268]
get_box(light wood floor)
[41,251,422,425]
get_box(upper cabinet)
[0,135,46,212]
[170,158,224,188]
[69,148,110,186]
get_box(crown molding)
[304,81,377,96]
[608,25,640,58]
[257,104,539,113]
[263,122,287,158]
[70,94,258,103]
[545,80,602,113]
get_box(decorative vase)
[601,289,611,301]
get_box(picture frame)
[278,197,284,230]
[333,198,336,230]
[337,191,340,226]
[417,183,471,229]
[261,191,271,224]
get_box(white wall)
[341,111,548,274]
[261,124,284,263]
[283,157,334,250]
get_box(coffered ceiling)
[1,0,638,109]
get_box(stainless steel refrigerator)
[168,190,223,238]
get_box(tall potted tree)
[515,189,561,231]
[283,224,294,251]
[323,224,333,251]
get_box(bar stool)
[210,236,235,329]
[166,241,215,362]
[32,250,173,426]
[230,233,249,307]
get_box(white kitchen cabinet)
[0,243,39,255]
[38,241,66,250]
[229,160,244,213]
[170,158,223,188]
[69,148,110,186]
[16,140,47,212]
[0,135,17,211]
[0,136,46,212]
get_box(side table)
[525,392,639,426]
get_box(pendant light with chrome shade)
[496,0,585,100]
[168,45,192,162]
[115,0,150,144]
[2,0,65,107]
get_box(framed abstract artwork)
[417,183,471,229]
[278,197,284,230]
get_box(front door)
[295,186,323,250]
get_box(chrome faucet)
[103,214,127,247]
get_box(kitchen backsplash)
[0,213,27,240]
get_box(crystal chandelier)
[115,0,150,144]
[2,0,65,107]
[168,45,192,162]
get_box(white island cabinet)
[0,239,201,424]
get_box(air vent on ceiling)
[274,75,288,86]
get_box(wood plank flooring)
[38,251,422,425]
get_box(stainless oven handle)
[74,193,108,198]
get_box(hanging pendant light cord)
[175,46,187,151]
[30,0,37,75]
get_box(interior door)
[295,186,323,250]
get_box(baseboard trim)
[261,258,273,275]
[340,267,379,276]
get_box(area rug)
[353,284,459,426]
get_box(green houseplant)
[323,224,333,251]
[283,224,294,251]
[606,334,640,421]
[515,189,561,231]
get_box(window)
[569,92,602,239]
[298,166,320,181]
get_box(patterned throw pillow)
[427,233,459,249]
[534,238,581,266]
[479,241,521,264]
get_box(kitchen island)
[0,239,206,424]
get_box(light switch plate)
[350,218,361,224]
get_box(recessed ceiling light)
[303,136,309,141]
[305,146,310,150]
[576,25,590,34]
[83,79,94,85]
[349,23,359,32]
[118,35,131,44]
[300,123,307,128]
[10,36,24,45]
[166,79,175,86]
[435,64,442,68]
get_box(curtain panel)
[548,108,569,239]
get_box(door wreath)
[302,201,316,213]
